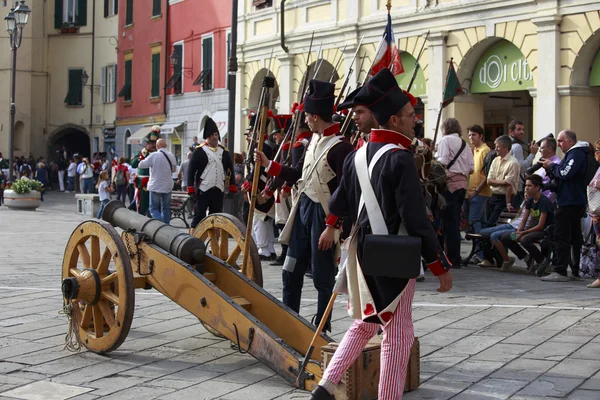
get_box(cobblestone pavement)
[1,192,600,400]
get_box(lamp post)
[4,0,31,182]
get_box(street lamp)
[81,70,101,93]
[5,0,31,182]
[169,49,180,67]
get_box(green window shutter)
[125,0,133,25]
[76,0,87,26]
[54,0,64,29]
[151,53,160,98]
[114,0,118,15]
[104,0,109,18]
[125,60,132,101]
[174,45,182,94]
[152,0,161,16]
[202,37,213,90]
[66,69,83,105]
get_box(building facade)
[115,0,168,160]
[0,0,119,160]
[235,0,600,152]
[164,0,232,162]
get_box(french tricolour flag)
[369,14,404,77]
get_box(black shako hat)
[357,68,411,126]
[247,112,270,134]
[203,117,220,140]
[337,86,363,111]
[302,79,335,116]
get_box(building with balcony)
[115,0,168,160]
[0,0,119,160]
[163,0,232,162]
[235,0,600,151]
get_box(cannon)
[60,200,331,390]
[60,201,420,396]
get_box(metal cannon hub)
[61,268,101,305]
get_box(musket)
[406,30,430,93]
[312,43,323,80]
[356,55,367,84]
[329,44,347,83]
[334,36,364,109]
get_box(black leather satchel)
[362,234,422,279]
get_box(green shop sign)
[471,40,533,93]
[590,50,600,86]
[396,52,426,97]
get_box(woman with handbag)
[585,139,600,288]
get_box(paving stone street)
[1,193,600,400]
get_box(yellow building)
[235,0,600,152]
[0,0,118,160]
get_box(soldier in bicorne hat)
[187,118,236,229]
[130,126,160,216]
[310,69,453,400]
[255,80,354,332]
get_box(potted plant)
[4,178,43,210]
[60,22,79,34]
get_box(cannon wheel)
[61,220,134,354]
[193,213,263,287]
[192,213,263,338]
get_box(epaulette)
[198,143,205,148]
[219,144,228,151]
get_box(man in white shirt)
[138,139,177,223]
[435,118,474,268]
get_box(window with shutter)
[151,53,161,98]
[101,66,107,103]
[76,0,87,26]
[104,0,117,18]
[109,65,117,102]
[118,60,132,101]
[166,44,183,94]
[202,36,213,91]
[55,0,64,28]
[65,69,83,106]
[125,0,133,25]
[152,0,161,17]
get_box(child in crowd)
[96,171,114,219]
[0,169,5,205]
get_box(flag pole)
[432,57,454,147]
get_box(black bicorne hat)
[356,69,412,126]
[203,117,220,140]
[301,80,335,116]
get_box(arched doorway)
[248,68,280,112]
[458,38,534,147]
[397,52,427,136]
[297,59,341,103]
[48,124,90,160]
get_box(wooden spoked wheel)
[61,220,134,354]
[193,213,263,287]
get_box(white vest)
[299,134,340,206]
[199,145,225,192]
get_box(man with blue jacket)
[540,130,590,282]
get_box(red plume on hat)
[403,90,418,107]
[291,102,299,113]
[247,110,255,120]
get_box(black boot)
[270,244,288,265]
[310,386,334,400]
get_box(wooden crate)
[321,337,420,400]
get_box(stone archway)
[297,59,341,103]
[571,29,600,87]
[248,68,280,112]
[48,124,90,159]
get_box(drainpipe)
[89,0,96,155]
[163,0,169,119]
[280,0,288,53]
[227,0,238,154]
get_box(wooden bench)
[462,210,518,266]
[171,191,191,228]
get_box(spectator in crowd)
[508,120,539,208]
[36,162,48,201]
[66,158,77,193]
[191,136,200,150]
[0,152,8,171]
[80,158,95,194]
[486,135,520,227]
[465,125,491,231]
[113,157,129,204]
[435,118,474,268]
[96,170,114,219]
[178,151,191,191]
[127,164,137,210]
[500,175,555,271]
[586,138,600,288]
[56,155,67,192]
[0,169,6,205]
[541,130,590,282]
[533,137,561,205]
[138,138,177,224]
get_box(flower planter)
[4,189,41,210]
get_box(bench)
[462,210,518,266]
[171,191,192,228]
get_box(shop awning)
[160,122,185,135]
[211,110,228,138]
[127,126,153,145]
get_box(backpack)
[115,168,126,186]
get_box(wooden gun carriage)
[60,200,419,397]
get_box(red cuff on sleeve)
[264,189,274,197]
[267,161,282,176]
[427,260,446,276]
[325,214,342,229]
[282,185,292,194]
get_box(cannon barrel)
[102,200,205,265]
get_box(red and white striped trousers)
[322,279,416,400]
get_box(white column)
[234,61,245,153]
[425,31,447,139]
[533,15,561,141]
[342,45,359,93]
[278,54,294,114]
